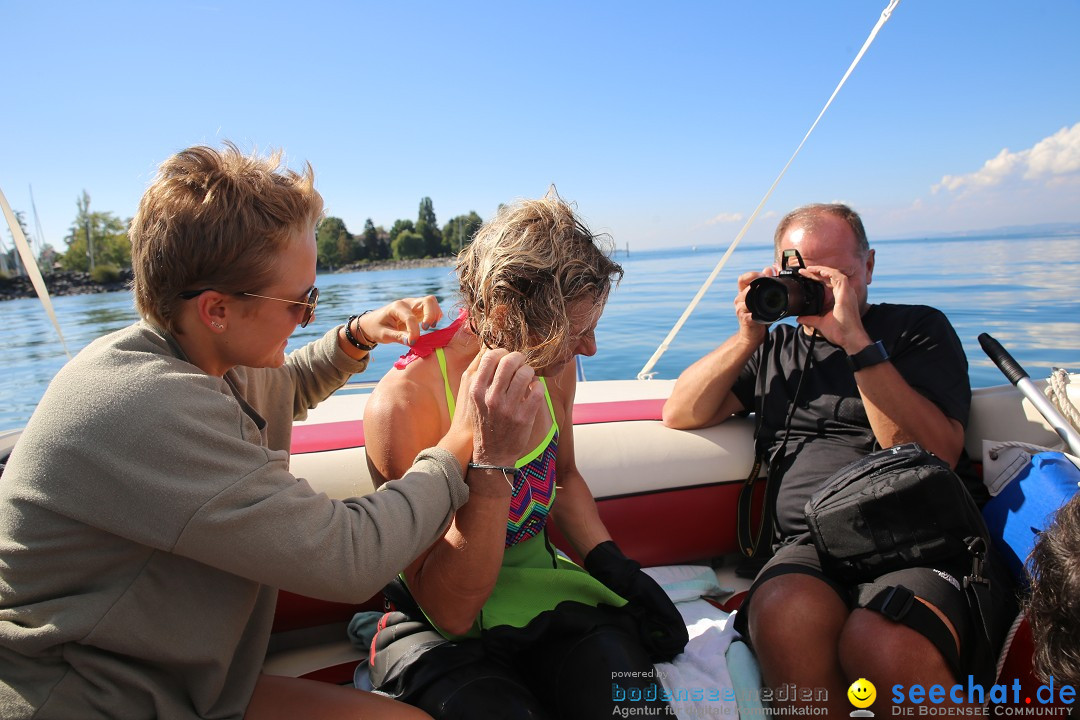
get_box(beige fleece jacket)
[0,321,468,719]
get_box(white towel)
[644,565,744,719]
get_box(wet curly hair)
[1026,492,1080,686]
[456,188,623,370]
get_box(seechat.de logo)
[891,676,1075,715]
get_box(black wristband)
[846,340,889,372]
[344,312,377,352]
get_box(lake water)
[2,232,1078,432]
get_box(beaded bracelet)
[344,312,378,352]
[467,462,518,489]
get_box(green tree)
[60,191,130,272]
[389,218,414,242]
[391,230,425,260]
[417,197,437,229]
[416,197,443,257]
[367,222,391,261]
[316,216,352,270]
[359,218,393,261]
[441,211,483,254]
[357,218,378,262]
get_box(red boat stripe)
[291,421,365,454]
[289,399,666,455]
[572,399,665,424]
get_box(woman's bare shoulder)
[364,359,448,469]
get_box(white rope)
[636,0,902,380]
[1045,368,1080,432]
[0,185,71,359]
[986,440,1060,461]
[994,611,1025,685]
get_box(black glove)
[584,540,689,662]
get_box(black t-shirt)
[731,303,972,538]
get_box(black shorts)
[732,536,1016,680]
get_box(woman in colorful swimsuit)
[362,190,687,719]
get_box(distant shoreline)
[334,257,455,273]
[0,270,134,302]
[0,257,456,302]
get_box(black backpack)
[804,443,1013,688]
[804,443,990,583]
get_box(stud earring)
[211,321,224,330]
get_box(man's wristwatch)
[846,340,889,372]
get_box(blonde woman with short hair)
[0,143,546,720]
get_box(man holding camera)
[663,203,1003,714]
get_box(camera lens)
[746,275,825,324]
[748,281,790,323]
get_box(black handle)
[978,333,1029,385]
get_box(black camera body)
[745,249,825,324]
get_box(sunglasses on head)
[178,286,320,328]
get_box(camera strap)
[736,329,818,577]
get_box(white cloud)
[933,122,1080,194]
[704,211,744,226]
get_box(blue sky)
[2,1,1079,253]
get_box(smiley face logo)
[847,678,876,709]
